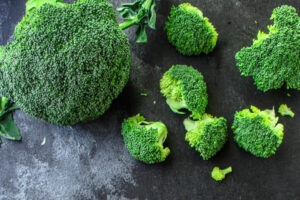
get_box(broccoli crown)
[165,3,218,56]
[121,114,170,164]
[211,166,232,181]
[235,5,300,92]
[232,106,284,158]
[0,0,131,126]
[160,65,208,120]
[183,114,228,160]
[278,104,295,118]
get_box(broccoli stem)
[166,98,187,114]
[183,118,197,132]
[222,166,232,174]
[119,0,153,30]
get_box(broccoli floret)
[235,5,300,92]
[160,65,208,120]
[121,114,170,164]
[165,3,218,56]
[183,114,228,160]
[211,166,232,181]
[232,106,284,158]
[278,104,295,118]
[0,0,131,126]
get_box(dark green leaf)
[0,113,21,141]
[136,24,148,43]
[0,138,2,147]
[148,1,156,29]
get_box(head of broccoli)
[121,114,170,164]
[232,106,284,158]
[183,114,228,160]
[165,3,218,56]
[0,0,131,126]
[235,5,300,92]
[160,65,208,120]
[211,166,232,181]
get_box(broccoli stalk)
[118,0,158,43]
[278,104,295,118]
[166,98,188,115]
[211,166,232,181]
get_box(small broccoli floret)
[0,0,131,126]
[165,3,218,56]
[211,166,232,181]
[183,114,228,160]
[232,106,284,158]
[121,114,170,164]
[160,65,208,120]
[278,104,295,118]
[235,5,300,92]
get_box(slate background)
[0,0,300,199]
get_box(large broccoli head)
[235,5,300,92]
[183,114,228,160]
[232,106,284,158]
[121,114,170,164]
[0,0,131,126]
[160,65,208,120]
[165,3,218,56]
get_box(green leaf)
[136,23,148,43]
[0,113,21,141]
[148,1,156,29]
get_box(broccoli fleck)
[211,166,232,181]
[278,104,295,118]
[121,114,170,164]
[165,3,218,56]
[160,65,208,120]
[235,5,300,92]
[0,0,131,126]
[184,114,228,160]
[232,106,284,158]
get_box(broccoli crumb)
[278,104,295,118]
[141,93,148,96]
[211,166,232,181]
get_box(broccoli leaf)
[118,0,158,43]
[0,97,21,141]
[0,113,21,141]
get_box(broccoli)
[211,166,232,181]
[160,65,208,120]
[0,0,132,126]
[121,114,170,164]
[232,106,284,158]
[183,114,228,160]
[0,96,21,146]
[235,5,300,92]
[278,104,295,118]
[165,3,218,56]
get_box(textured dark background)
[0,0,300,199]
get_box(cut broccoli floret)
[165,3,218,55]
[211,166,232,181]
[278,104,295,118]
[0,0,131,126]
[235,5,300,92]
[232,106,284,158]
[160,65,208,120]
[121,114,170,164]
[183,114,228,160]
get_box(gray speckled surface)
[1,0,300,199]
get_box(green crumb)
[211,166,232,181]
[141,93,148,96]
[153,101,156,105]
[287,93,291,97]
[278,104,295,118]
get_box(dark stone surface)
[0,0,300,199]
